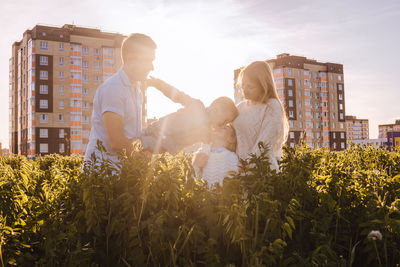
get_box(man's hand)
[103,111,136,154]
[192,152,209,169]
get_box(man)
[84,33,156,163]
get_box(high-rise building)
[345,115,369,141]
[234,53,347,150]
[378,120,400,138]
[9,24,149,158]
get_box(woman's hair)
[237,61,289,144]
[121,33,157,64]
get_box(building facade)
[378,120,400,139]
[234,53,347,150]
[9,24,149,158]
[345,115,369,141]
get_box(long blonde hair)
[237,61,289,144]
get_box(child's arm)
[147,77,198,107]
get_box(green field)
[1,145,399,266]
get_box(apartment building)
[345,115,369,141]
[9,24,151,158]
[234,53,346,150]
[378,120,400,138]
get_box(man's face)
[124,47,155,82]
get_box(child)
[143,77,238,154]
[192,124,239,186]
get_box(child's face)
[211,125,233,145]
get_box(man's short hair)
[121,33,157,64]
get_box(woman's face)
[241,76,263,102]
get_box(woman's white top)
[233,99,287,170]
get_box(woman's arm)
[251,100,284,156]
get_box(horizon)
[1,0,400,148]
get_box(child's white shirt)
[194,144,239,186]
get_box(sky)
[1,0,399,148]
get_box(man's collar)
[118,68,132,87]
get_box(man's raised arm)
[146,77,197,107]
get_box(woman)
[233,61,289,171]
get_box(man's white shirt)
[84,68,142,163]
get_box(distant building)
[234,53,347,151]
[9,24,150,158]
[387,131,400,151]
[345,115,369,141]
[379,120,400,138]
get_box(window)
[289,110,294,118]
[40,114,48,123]
[330,84,334,90]
[339,103,343,110]
[40,99,48,109]
[59,72,64,81]
[59,43,64,51]
[340,123,344,129]
[59,57,64,66]
[83,61,89,69]
[340,132,345,139]
[299,122,303,128]
[338,84,343,90]
[338,94,343,100]
[94,76,100,84]
[94,61,100,70]
[40,128,48,138]
[298,90,301,97]
[333,132,336,139]
[333,142,337,149]
[39,85,48,94]
[288,89,293,96]
[289,100,294,107]
[290,142,295,148]
[338,75,342,81]
[340,113,344,120]
[287,68,292,75]
[288,79,293,86]
[297,70,301,76]
[83,116,89,124]
[341,142,345,149]
[82,47,89,56]
[40,70,48,80]
[83,75,89,83]
[314,72,318,79]
[298,101,302,108]
[59,129,65,138]
[94,48,100,56]
[331,93,335,100]
[40,41,48,50]
[59,100,64,109]
[40,56,48,65]
[332,122,335,129]
[289,121,294,128]
[330,73,333,80]
[83,88,89,96]
[83,102,90,110]
[59,86,64,95]
[298,80,301,87]
[290,132,295,139]
[59,114,64,122]
[40,143,48,153]
[59,143,65,153]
